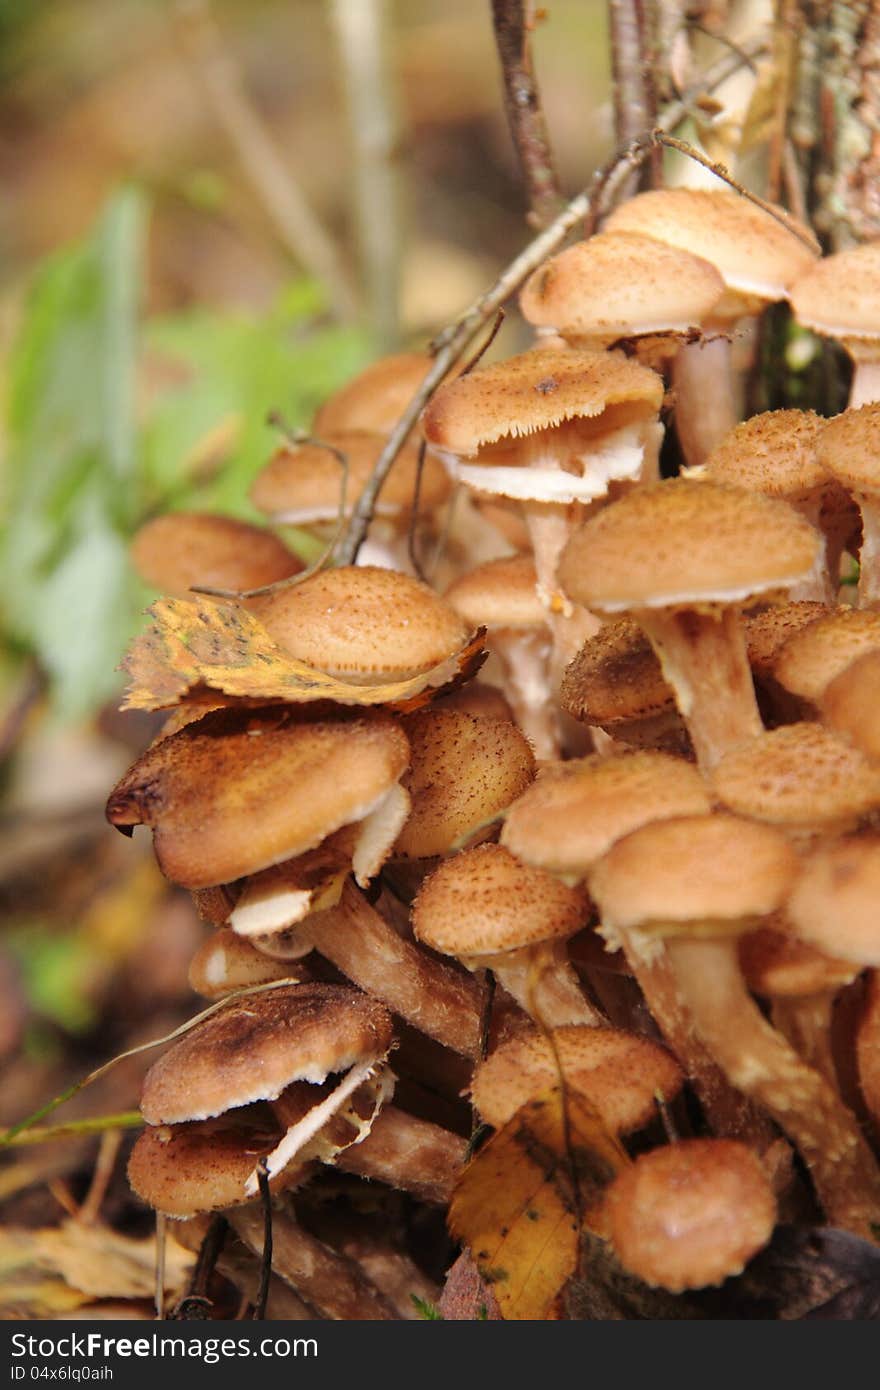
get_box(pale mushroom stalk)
[672,335,739,468]
[335,1105,467,1206]
[854,494,880,608]
[770,994,839,1089]
[849,359,880,410]
[471,938,604,1030]
[491,626,561,760]
[664,934,880,1240]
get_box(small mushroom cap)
[140,983,393,1123]
[248,566,470,683]
[395,710,534,859]
[772,609,880,704]
[558,479,822,612]
[520,232,725,339]
[560,617,674,725]
[249,431,449,522]
[412,843,588,958]
[789,241,880,343]
[421,346,663,455]
[787,836,880,967]
[106,706,410,889]
[600,1139,777,1292]
[445,555,545,631]
[605,189,818,303]
[500,752,711,877]
[470,1025,683,1133]
[739,922,859,998]
[130,513,302,597]
[703,409,832,503]
[127,1114,287,1217]
[588,814,798,936]
[743,601,832,682]
[434,680,514,722]
[313,352,433,435]
[710,723,880,831]
[817,403,880,493]
[188,928,309,999]
[821,650,880,762]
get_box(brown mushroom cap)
[817,402,880,493]
[588,814,798,938]
[821,650,880,762]
[445,555,545,631]
[558,479,822,612]
[743,601,832,683]
[248,566,470,683]
[412,843,588,958]
[772,609,880,704]
[600,1138,777,1291]
[106,706,410,889]
[739,922,859,998]
[249,431,449,523]
[470,1024,683,1133]
[787,836,880,967]
[395,710,535,859]
[130,513,302,597]
[313,352,432,435]
[140,983,393,1123]
[127,1114,287,1217]
[703,409,831,503]
[559,616,675,726]
[421,346,663,455]
[789,241,880,343]
[500,752,711,878]
[605,189,818,304]
[710,723,880,832]
[519,232,725,340]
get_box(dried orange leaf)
[448,1086,629,1320]
[121,597,485,711]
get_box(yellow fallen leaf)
[448,1086,630,1320]
[33,1220,193,1300]
[121,597,486,712]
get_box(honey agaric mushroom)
[559,616,685,753]
[599,1139,777,1292]
[703,410,845,602]
[772,609,880,709]
[605,188,819,464]
[393,708,535,859]
[589,813,880,1238]
[105,705,410,890]
[787,836,880,970]
[558,479,823,770]
[313,351,434,436]
[470,1024,683,1136]
[817,404,880,607]
[412,842,600,1027]
[788,241,880,407]
[130,513,303,599]
[821,649,880,762]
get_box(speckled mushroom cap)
[738,922,859,998]
[394,710,534,859]
[817,403,880,492]
[412,843,588,958]
[703,410,832,503]
[558,480,822,612]
[445,555,545,630]
[519,232,725,339]
[130,513,302,597]
[560,617,674,725]
[789,241,880,344]
[710,723,880,832]
[421,346,664,456]
[500,752,711,878]
[600,1139,777,1292]
[588,814,798,937]
[106,706,410,888]
[140,983,393,1124]
[248,567,470,683]
[605,189,819,306]
[313,352,433,435]
[188,928,308,999]
[128,1114,287,1217]
[470,1025,683,1133]
[787,836,880,967]
[772,609,880,704]
[822,650,880,762]
[249,431,450,523]
[743,602,832,683]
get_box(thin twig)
[491,0,564,227]
[607,0,659,193]
[253,1162,273,1321]
[330,0,402,346]
[174,0,358,322]
[78,1128,123,1225]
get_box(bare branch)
[174,0,359,322]
[607,0,660,194]
[491,0,564,227]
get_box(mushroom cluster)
[107,188,880,1317]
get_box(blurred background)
[0,0,613,1314]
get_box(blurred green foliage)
[1,188,373,721]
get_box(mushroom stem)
[230,1206,398,1319]
[637,606,763,771]
[848,358,880,409]
[854,496,880,608]
[305,879,483,1057]
[770,994,839,1088]
[665,934,880,1240]
[492,627,561,759]
[476,939,604,1028]
[672,335,738,467]
[336,1105,467,1205]
[856,970,880,1136]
